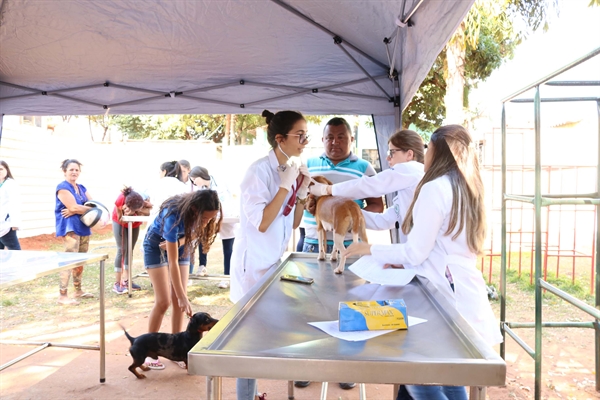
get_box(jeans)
[190,238,234,275]
[302,242,333,254]
[397,385,467,400]
[112,221,139,272]
[0,228,21,250]
[296,227,305,252]
[236,378,257,400]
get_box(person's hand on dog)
[178,296,193,317]
[278,162,299,192]
[309,181,331,197]
[297,165,311,199]
[343,242,372,258]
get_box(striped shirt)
[302,152,377,245]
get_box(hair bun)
[262,109,274,124]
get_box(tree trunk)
[88,116,94,142]
[444,23,466,125]
[224,114,231,146]
[230,114,236,146]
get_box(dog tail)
[119,323,136,345]
[358,215,368,244]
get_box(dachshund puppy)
[307,176,368,274]
[121,311,218,379]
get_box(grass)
[479,251,596,305]
[0,227,233,332]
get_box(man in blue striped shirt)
[295,118,383,391]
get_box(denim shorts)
[143,230,190,269]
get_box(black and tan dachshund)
[121,311,219,379]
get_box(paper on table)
[309,316,427,341]
[348,255,416,286]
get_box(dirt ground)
[0,229,598,399]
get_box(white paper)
[308,316,427,342]
[348,255,416,286]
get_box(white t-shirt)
[145,177,188,227]
[0,178,22,237]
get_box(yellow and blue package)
[339,299,408,332]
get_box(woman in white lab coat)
[309,129,425,243]
[231,109,311,400]
[345,125,502,400]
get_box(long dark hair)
[0,160,15,180]
[159,190,223,255]
[160,160,183,181]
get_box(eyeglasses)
[288,133,310,144]
[387,148,404,158]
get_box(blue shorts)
[143,231,190,269]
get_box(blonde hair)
[401,125,486,254]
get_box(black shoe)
[339,382,356,390]
[294,381,311,388]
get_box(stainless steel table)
[188,253,506,400]
[0,250,109,383]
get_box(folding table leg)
[320,382,329,400]
[359,383,366,400]
[469,386,486,400]
[287,380,294,399]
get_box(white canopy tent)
[0,0,473,135]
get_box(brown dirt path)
[1,230,598,399]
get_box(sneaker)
[123,280,141,291]
[112,282,128,295]
[198,266,208,276]
[217,280,229,289]
[339,382,356,390]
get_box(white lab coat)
[369,175,503,346]
[0,178,22,237]
[331,161,424,242]
[229,150,296,303]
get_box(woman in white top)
[309,130,425,243]
[0,160,22,250]
[231,109,311,400]
[146,161,188,226]
[345,125,502,400]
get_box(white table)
[0,250,109,383]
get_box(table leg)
[319,382,328,400]
[392,384,400,400]
[127,221,133,297]
[359,383,366,400]
[469,386,486,400]
[287,380,294,399]
[206,376,222,400]
[99,259,106,383]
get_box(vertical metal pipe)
[392,384,400,400]
[287,380,295,399]
[128,221,133,297]
[500,103,507,359]
[534,85,543,400]
[359,383,366,400]
[595,100,600,391]
[319,382,329,400]
[99,259,106,383]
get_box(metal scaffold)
[500,47,600,399]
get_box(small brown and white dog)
[306,176,368,274]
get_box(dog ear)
[305,194,317,215]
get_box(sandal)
[74,291,94,298]
[172,360,187,369]
[144,357,165,370]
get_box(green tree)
[403,0,560,132]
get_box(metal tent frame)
[500,47,600,399]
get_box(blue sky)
[470,0,600,127]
